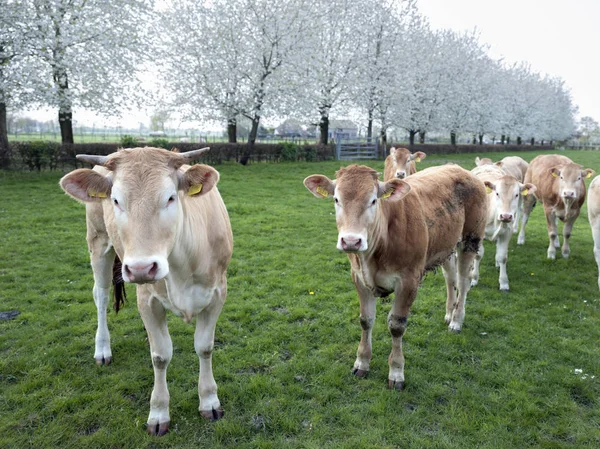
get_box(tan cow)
[304,164,486,390]
[383,147,426,180]
[60,147,233,436]
[587,176,600,289]
[470,164,536,291]
[518,154,594,259]
[475,156,529,182]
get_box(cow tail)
[112,255,127,313]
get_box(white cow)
[60,147,233,436]
[471,164,536,291]
[587,176,600,289]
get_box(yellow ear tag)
[316,186,329,197]
[552,172,558,178]
[415,157,421,163]
[88,189,107,198]
[188,184,203,196]
[522,189,529,196]
[381,189,393,199]
[485,186,492,194]
[586,172,592,179]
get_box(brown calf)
[304,164,487,390]
[383,147,426,180]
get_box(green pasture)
[1,150,600,448]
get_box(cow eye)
[371,199,377,206]
[167,195,176,205]
[334,197,339,205]
[113,198,119,206]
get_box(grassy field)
[1,150,599,448]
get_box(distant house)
[327,120,358,140]
[148,131,167,138]
[274,118,304,137]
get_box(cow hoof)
[95,357,111,366]
[470,279,478,287]
[352,368,368,378]
[499,286,509,292]
[201,407,224,422]
[388,379,405,391]
[448,324,462,333]
[147,421,169,437]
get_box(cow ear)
[413,151,426,163]
[378,179,411,202]
[550,168,560,178]
[484,181,495,194]
[475,157,481,165]
[583,168,595,180]
[495,161,504,168]
[520,183,536,196]
[389,147,397,157]
[60,169,112,203]
[180,164,219,196]
[304,175,335,198]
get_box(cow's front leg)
[442,253,458,322]
[562,214,578,259]
[495,231,511,291]
[517,194,535,245]
[388,276,417,390]
[137,286,172,437]
[195,286,226,421]
[86,206,114,366]
[450,245,478,332]
[545,207,559,259]
[352,272,376,377]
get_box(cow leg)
[137,287,172,437]
[468,243,483,288]
[561,214,578,259]
[442,253,458,322]
[513,195,523,233]
[545,207,559,259]
[517,194,536,245]
[195,287,226,421]
[592,218,600,290]
[352,273,376,377]
[449,246,476,332]
[495,231,511,291]
[86,205,114,366]
[388,277,417,390]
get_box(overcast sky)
[417,0,600,124]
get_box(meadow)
[1,150,599,448]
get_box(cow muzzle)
[499,213,513,223]
[122,256,169,283]
[561,190,576,199]
[338,233,368,252]
[395,171,406,179]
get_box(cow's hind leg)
[468,243,483,288]
[195,284,226,421]
[137,286,172,437]
[517,194,536,245]
[449,244,477,332]
[86,203,115,365]
[561,214,579,259]
[592,217,600,290]
[352,272,376,378]
[388,276,418,390]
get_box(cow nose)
[341,236,362,252]
[123,261,158,283]
[396,171,406,179]
[499,213,513,223]
[562,190,575,198]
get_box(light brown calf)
[304,164,486,390]
[518,154,594,259]
[471,164,535,291]
[475,155,529,182]
[60,147,233,436]
[383,147,426,180]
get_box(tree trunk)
[227,117,237,143]
[516,136,522,145]
[409,129,417,146]
[506,136,511,145]
[367,110,373,140]
[501,134,506,145]
[59,109,74,144]
[472,135,477,144]
[419,130,425,144]
[530,137,534,146]
[240,116,260,166]
[319,113,329,145]
[450,131,457,146]
[54,67,74,144]
[380,127,387,155]
[0,101,10,169]
[478,133,484,145]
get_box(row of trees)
[1,0,577,167]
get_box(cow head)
[484,176,536,223]
[304,165,410,252]
[385,147,426,179]
[60,147,218,283]
[475,157,493,166]
[549,163,594,202]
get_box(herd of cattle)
[59,146,598,436]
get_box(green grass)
[1,150,600,448]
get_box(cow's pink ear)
[520,183,536,196]
[484,181,495,194]
[304,175,334,198]
[583,168,595,180]
[550,168,560,178]
[378,179,410,202]
[181,164,219,196]
[495,161,504,167]
[60,169,112,203]
[414,151,426,162]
